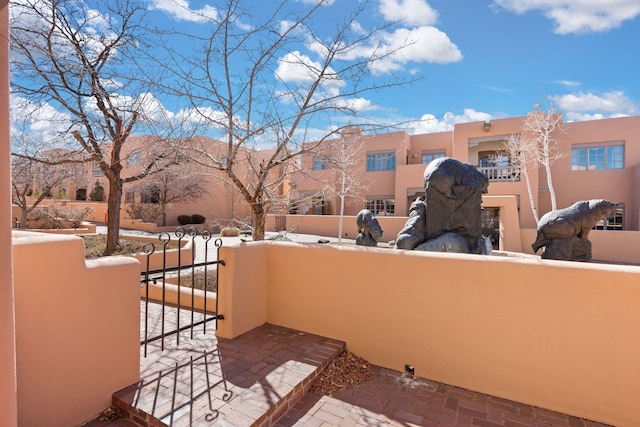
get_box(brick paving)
[276,367,611,427]
[110,302,344,427]
[85,302,612,427]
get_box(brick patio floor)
[84,302,612,427]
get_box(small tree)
[88,180,105,202]
[133,168,207,226]
[303,127,368,243]
[504,133,539,224]
[503,105,566,223]
[10,0,175,254]
[156,0,414,240]
[523,105,565,212]
[11,154,80,229]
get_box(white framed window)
[220,156,228,168]
[571,142,624,171]
[125,191,135,204]
[366,197,395,216]
[421,150,446,164]
[366,151,396,171]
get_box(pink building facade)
[290,115,640,247]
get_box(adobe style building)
[289,114,639,248]
[16,113,639,252]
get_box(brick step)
[110,323,345,427]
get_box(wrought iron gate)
[139,227,225,356]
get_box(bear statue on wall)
[355,209,383,247]
[532,199,618,261]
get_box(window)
[125,191,135,204]
[366,197,395,216]
[220,156,228,168]
[312,157,328,170]
[594,204,624,231]
[126,152,142,168]
[142,189,159,204]
[366,151,396,171]
[93,161,104,177]
[571,142,624,171]
[421,150,446,164]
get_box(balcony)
[477,165,521,182]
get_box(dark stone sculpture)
[394,157,491,255]
[532,199,618,261]
[355,209,383,247]
[394,197,427,250]
[423,157,489,252]
[415,232,469,253]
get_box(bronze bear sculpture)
[356,209,383,247]
[532,199,618,254]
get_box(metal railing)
[140,227,224,356]
[477,165,521,182]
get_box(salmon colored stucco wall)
[12,232,141,427]
[0,2,17,426]
[216,242,640,427]
[268,194,523,252]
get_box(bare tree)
[522,105,566,212]
[503,105,565,224]
[156,0,413,240]
[504,133,539,224]
[10,0,174,254]
[11,151,82,228]
[133,167,208,226]
[301,127,368,243]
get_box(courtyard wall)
[216,241,640,427]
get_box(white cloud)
[553,79,581,87]
[148,0,218,22]
[493,0,640,34]
[550,91,637,121]
[408,109,492,134]
[379,0,439,26]
[275,51,345,93]
[10,95,75,148]
[321,25,461,75]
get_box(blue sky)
[142,0,640,133]
[10,0,640,146]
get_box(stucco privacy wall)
[217,242,640,427]
[267,194,523,251]
[0,2,17,426]
[12,232,141,427]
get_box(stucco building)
[289,114,639,248]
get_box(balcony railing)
[477,165,521,182]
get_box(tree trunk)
[104,178,123,256]
[20,208,28,229]
[337,172,346,244]
[520,161,539,225]
[544,160,558,211]
[252,203,266,241]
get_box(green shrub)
[191,213,206,224]
[88,180,104,201]
[177,214,192,225]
